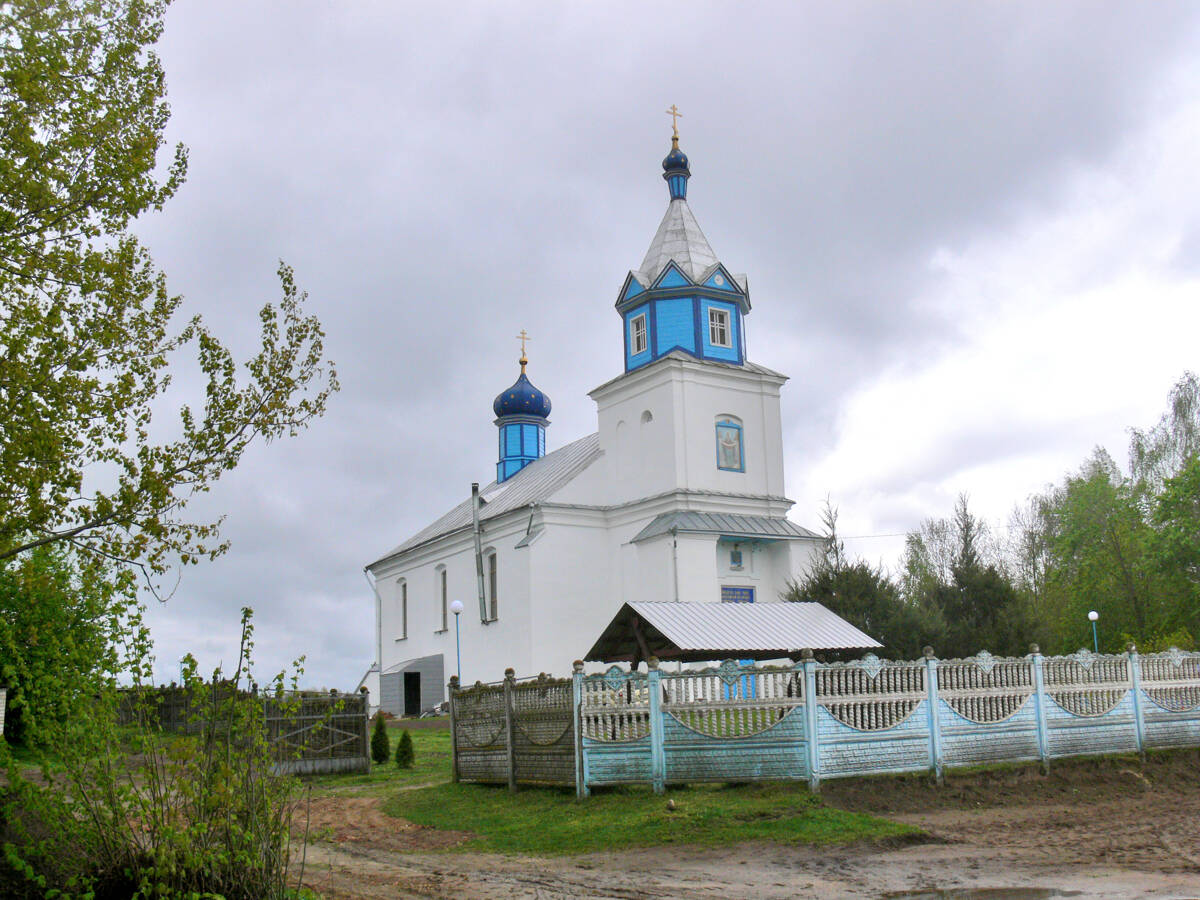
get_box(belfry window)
[709,308,731,347]
[630,313,647,355]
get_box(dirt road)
[297,752,1200,899]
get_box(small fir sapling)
[370,714,390,765]
[395,729,414,768]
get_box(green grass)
[382,780,919,855]
[304,719,452,796]
[304,723,917,855]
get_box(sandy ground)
[295,752,1200,900]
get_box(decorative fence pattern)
[450,669,575,787]
[117,685,371,775]
[450,646,1200,796]
[265,691,371,775]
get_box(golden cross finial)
[666,104,682,140]
[516,329,531,372]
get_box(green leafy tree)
[1129,371,1200,500]
[2,609,306,898]
[0,0,337,591]
[1147,456,1200,648]
[370,713,390,765]
[0,548,141,746]
[1036,450,1164,651]
[395,728,414,769]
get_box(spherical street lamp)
[449,600,464,681]
[1087,610,1099,654]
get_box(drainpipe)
[671,527,680,602]
[471,483,487,622]
[363,567,383,684]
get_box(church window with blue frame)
[630,313,647,355]
[715,417,744,471]
[709,307,730,348]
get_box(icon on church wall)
[716,421,743,471]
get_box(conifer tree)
[370,714,390,765]
[395,729,414,769]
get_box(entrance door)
[403,672,421,717]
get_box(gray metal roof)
[638,198,719,283]
[585,601,882,663]
[631,511,821,543]
[369,432,602,565]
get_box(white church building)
[364,125,825,715]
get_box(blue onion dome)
[493,356,551,418]
[662,138,689,173]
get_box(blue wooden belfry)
[616,133,752,373]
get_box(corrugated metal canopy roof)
[630,511,820,543]
[585,601,882,664]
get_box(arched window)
[485,550,498,621]
[397,578,408,640]
[435,565,448,633]
[715,415,744,472]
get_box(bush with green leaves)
[0,608,310,899]
[371,713,391,765]
[395,729,415,769]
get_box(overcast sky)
[133,1,1200,688]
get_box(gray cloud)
[125,1,1200,687]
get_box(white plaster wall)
[591,357,787,504]
[677,371,785,497]
[527,519,615,673]
[673,532,721,602]
[374,517,536,691]
[592,376,681,504]
[628,533,676,603]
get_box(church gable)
[619,272,647,302]
[652,261,692,290]
[701,263,744,296]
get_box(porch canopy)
[584,601,882,667]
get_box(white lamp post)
[1088,610,1099,654]
[449,599,464,681]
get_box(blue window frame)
[715,420,744,472]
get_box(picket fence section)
[449,646,1200,796]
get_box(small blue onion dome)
[493,367,552,419]
[662,143,689,173]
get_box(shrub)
[395,729,414,768]
[371,713,390,764]
[0,608,307,899]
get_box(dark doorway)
[403,672,421,717]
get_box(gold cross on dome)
[665,104,682,139]
[516,329,531,372]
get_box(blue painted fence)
[450,647,1200,797]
